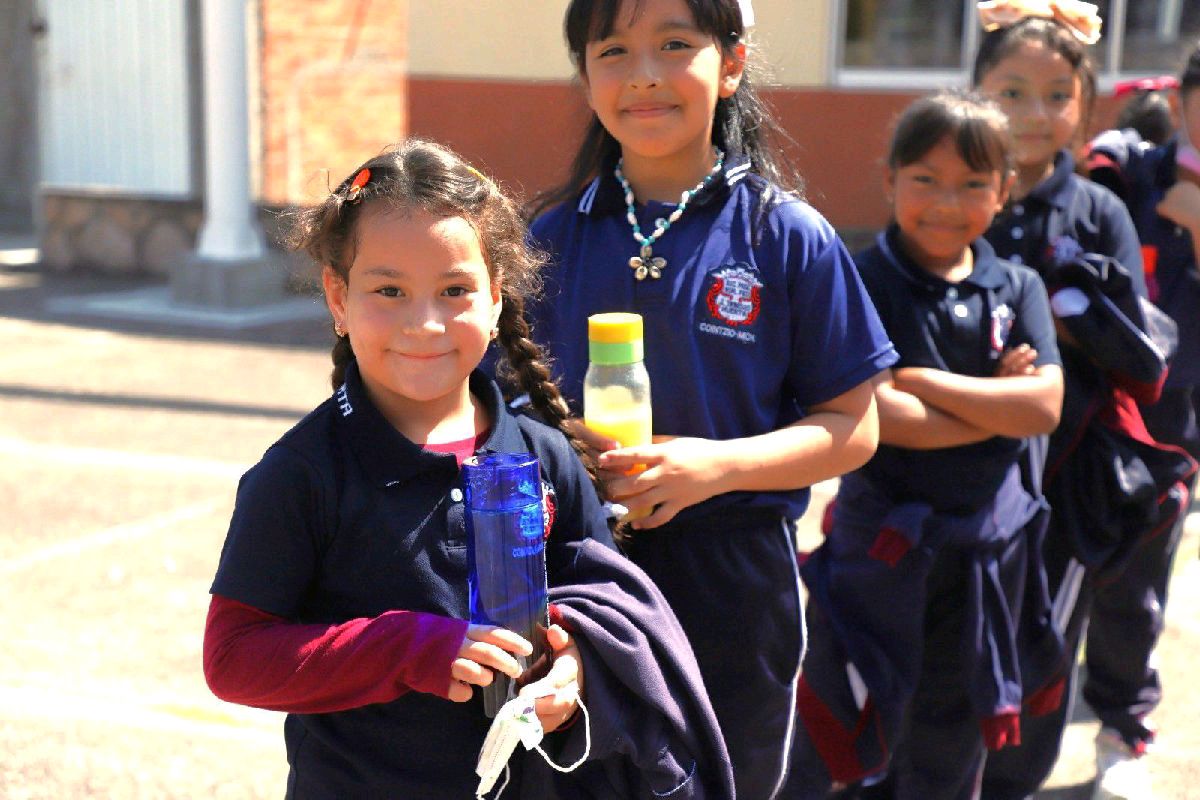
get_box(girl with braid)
[203,139,732,798]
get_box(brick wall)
[258,0,408,207]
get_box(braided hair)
[285,138,594,476]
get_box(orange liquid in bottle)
[585,386,653,520]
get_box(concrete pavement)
[1,257,1196,798]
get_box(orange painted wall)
[407,78,1129,234]
[407,78,913,231]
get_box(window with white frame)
[835,0,1200,87]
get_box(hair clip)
[1113,75,1179,98]
[346,168,371,202]
[978,0,1102,46]
[466,165,490,184]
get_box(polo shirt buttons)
[450,488,464,503]
[954,304,970,318]
[1013,204,1024,216]
[1011,254,1023,264]
[947,287,959,300]
[1011,226,1024,240]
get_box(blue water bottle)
[462,452,549,717]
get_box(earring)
[489,326,499,341]
[334,320,346,338]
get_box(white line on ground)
[0,683,281,745]
[0,500,223,575]
[0,435,249,480]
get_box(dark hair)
[1115,90,1174,145]
[533,0,802,218]
[1180,45,1200,97]
[287,139,592,473]
[971,17,1097,138]
[889,90,1014,177]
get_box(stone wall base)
[38,191,315,290]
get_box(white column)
[195,0,265,261]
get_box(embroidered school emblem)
[705,265,762,326]
[991,303,1015,352]
[541,480,557,539]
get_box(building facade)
[8,0,1196,274]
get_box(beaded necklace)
[614,148,725,280]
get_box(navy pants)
[1081,388,1197,746]
[981,395,1195,799]
[785,468,1039,800]
[812,545,1014,800]
[622,507,804,800]
[980,524,1089,800]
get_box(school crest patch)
[991,303,1015,352]
[705,265,762,326]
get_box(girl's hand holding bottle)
[450,623,583,734]
[449,624,533,703]
[598,436,729,529]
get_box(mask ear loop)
[532,696,591,772]
[479,698,592,800]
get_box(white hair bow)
[978,0,1102,45]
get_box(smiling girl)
[202,139,733,798]
[787,91,1062,800]
[972,5,1193,798]
[522,0,897,796]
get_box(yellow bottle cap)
[588,312,643,344]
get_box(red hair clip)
[346,168,371,202]
[1113,76,1179,98]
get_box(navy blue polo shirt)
[1089,132,1200,388]
[528,155,897,522]
[210,360,614,796]
[856,226,1060,514]
[986,150,1146,295]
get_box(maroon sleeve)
[203,594,468,713]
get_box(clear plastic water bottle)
[584,313,653,519]
[461,452,548,717]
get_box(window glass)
[843,0,966,68]
[1122,0,1200,72]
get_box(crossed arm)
[874,345,1063,450]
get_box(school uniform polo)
[210,360,614,798]
[857,226,1059,515]
[529,154,897,524]
[529,158,896,800]
[979,149,1188,800]
[784,229,1060,798]
[986,150,1146,294]
[1082,130,1200,753]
